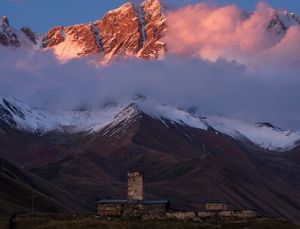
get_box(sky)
[1,0,300,32]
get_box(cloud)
[163,2,300,71]
[1,46,300,131]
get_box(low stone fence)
[218,209,258,218]
[166,209,258,220]
[166,211,196,220]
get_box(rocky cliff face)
[41,0,166,60]
[42,24,100,59]
[0,16,21,47]
[21,27,38,45]
[95,2,143,58]
[267,10,300,35]
[139,0,167,59]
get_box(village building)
[97,171,258,220]
[97,171,170,219]
[127,171,144,201]
[205,200,228,211]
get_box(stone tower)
[127,171,144,201]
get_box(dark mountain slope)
[20,107,300,223]
[0,156,88,216]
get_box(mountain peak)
[0,1,167,60]
[0,16,21,47]
[39,0,166,60]
[107,2,135,15]
[141,0,162,9]
[1,16,9,25]
[267,9,300,34]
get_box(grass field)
[0,214,298,229]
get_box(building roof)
[206,200,227,204]
[98,199,170,205]
[98,199,127,204]
[131,200,170,205]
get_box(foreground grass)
[3,214,299,229]
[0,217,9,229]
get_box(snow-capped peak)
[268,9,300,34]
[0,95,124,134]
[275,9,300,27]
[0,16,21,47]
[1,95,300,152]
[203,115,300,151]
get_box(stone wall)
[123,203,168,219]
[97,203,124,217]
[98,202,169,219]
[197,209,258,219]
[128,171,144,201]
[166,209,258,220]
[218,209,258,218]
[166,211,197,220]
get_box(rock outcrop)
[94,2,143,58]
[21,27,38,45]
[0,16,20,47]
[139,0,167,59]
[267,10,300,35]
[42,24,100,59]
[42,0,167,60]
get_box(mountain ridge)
[0,95,299,152]
[2,95,300,222]
[2,102,300,222]
[1,1,299,61]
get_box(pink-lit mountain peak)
[0,1,300,62]
[41,0,166,60]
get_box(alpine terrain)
[1,95,300,223]
[1,0,300,225]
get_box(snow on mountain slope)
[136,100,300,151]
[43,24,100,61]
[0,16,20,47]
[268,10,300,34]
[0,16,39,49]
[277,10,300,27]
[203,115,300,151]
[1,95,299,151]
[0,95,123,134]
[137,100,207,130]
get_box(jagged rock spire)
[2,16,9,25]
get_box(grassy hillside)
[1,214,299,229]
[0,157,87,216]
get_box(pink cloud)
[163,2,300,71]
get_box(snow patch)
[204,115,300,151]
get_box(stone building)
[205,200,228,211]
[128,171,144,201]
[97,171,257,220]
[97,171,170,219]
[97,200,127,217]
